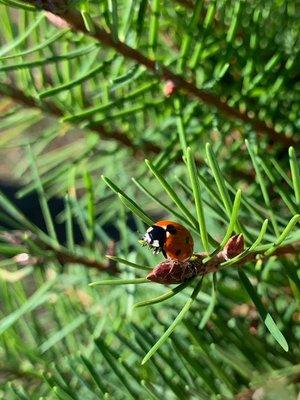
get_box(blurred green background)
[0,0,299,399]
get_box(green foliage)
[0,0,299,399]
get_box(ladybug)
[142,220,194,262]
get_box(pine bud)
[147,259,198,284]
[45,12,71,28]
[222,234,244,260]
[163,80,177,97]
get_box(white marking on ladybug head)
[166,231,170,238]
[143,232,152,244]
[152,239,160,247]
[146,227,153,233]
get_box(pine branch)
[1,3,300,399]
[23,0,298,148]
[201,239,300,277]
[0,82,160,155]
[1,230,115,271]
[54,247,114,271]
[134,236,300,285]
[0,84,254,182]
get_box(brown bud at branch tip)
[222,234,244,260]
[146,235,245,285]
[147,259,198,284]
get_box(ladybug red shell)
[142,220,194,262]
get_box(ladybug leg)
[161,248,167,258]
[180,263,187,281]
[169,263,176,280]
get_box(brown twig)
[147,235,300,284]
[1,230,115,272]
[0,82,160,156]
[54,237,300,278]
[54,240,119,273]
[199,239,300,277]
[23,0,298,148]
[55,248,109,271]
[0,81,256,192]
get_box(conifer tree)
[0,1,299,398]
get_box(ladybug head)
[140,225,167,257]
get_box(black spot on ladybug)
[166,224,177,234]
[185,236,190,243]
[175,249,181,256]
